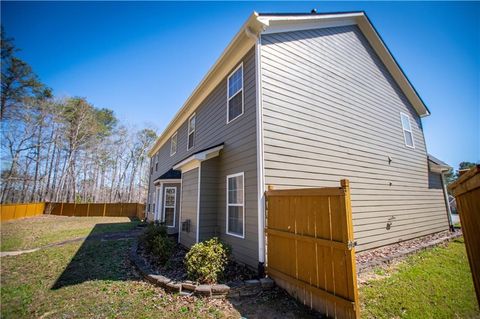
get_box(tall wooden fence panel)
[266,179,359,319]
[1,202,145,222]
[0,203,45,222]
[449,165,480,306]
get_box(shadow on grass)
[51,222,138,290]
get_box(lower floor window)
[163,187,176,227]
[226,172,244,238]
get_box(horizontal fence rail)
[0,202,145,222]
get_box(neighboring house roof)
[153,169,182,183]
[428,154,451,173]
[148,11,431,157]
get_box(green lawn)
[1,217,478,318]
[0,216,317,319]
[360,237,479,319]
[1,215,139,251]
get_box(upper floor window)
[400,112,415,148]
[170,132,177,156]
[188,114,196,150]
[227,64,244,123]
[226,172,244,238]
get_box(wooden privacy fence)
[1,202,145,222]
[449,165,480,306]
[266,179,359,319]
[0,203,45,222]
[46,202,145,219]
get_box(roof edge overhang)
[148,12,266,157]
[148,11,430,157]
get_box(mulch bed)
[138,243,257,284]
[355,230,462,273]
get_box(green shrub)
[139,222,173,265]
[150,235,174,265]
[139,222,168,251]
[184,237,231,284]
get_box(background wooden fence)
[0,203,46,222]
[449,165,480,306]
[266,179,359,319]
[0,202,145,222]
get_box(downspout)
[440,172,454,231]
[254,33,266,276]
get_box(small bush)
[150,235,174,265]
[139,222,168,251]
[184,237,231,284]
[139,222,173,265]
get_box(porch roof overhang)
[172,143,224,172]
[153,169,182,185]
[428,154,451,173]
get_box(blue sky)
[2,1,479,168]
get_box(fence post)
[87,203,90,217]
[103,203,106,217]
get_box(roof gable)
[148,11,429,157]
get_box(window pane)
[165,207,174,226]
[228,67,243,98]
[189,116,196,133]
[188,132,194,149]
[404,131,414,147]
[165,189,175,206]
[401,114,411,131]
[228,175,243,204]
[171,135,177,154]
[228,206,243,235]
[228,93,243,122]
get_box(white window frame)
[226,63,244,124]
[400,112,415,149]
[226,172,245,239]
[170,132,177,156]
[163,186,176,228]
[187,113,196,151]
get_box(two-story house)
[146,11,452,271]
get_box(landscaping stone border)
[129,242,274,298]
[356,230,463,273]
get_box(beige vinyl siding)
[260,25,449,251]
[148,48,258,268]
[179,168,199,248]
[199,157,219,241]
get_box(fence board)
[266,179,359,319]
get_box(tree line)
[1,28,157,204]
